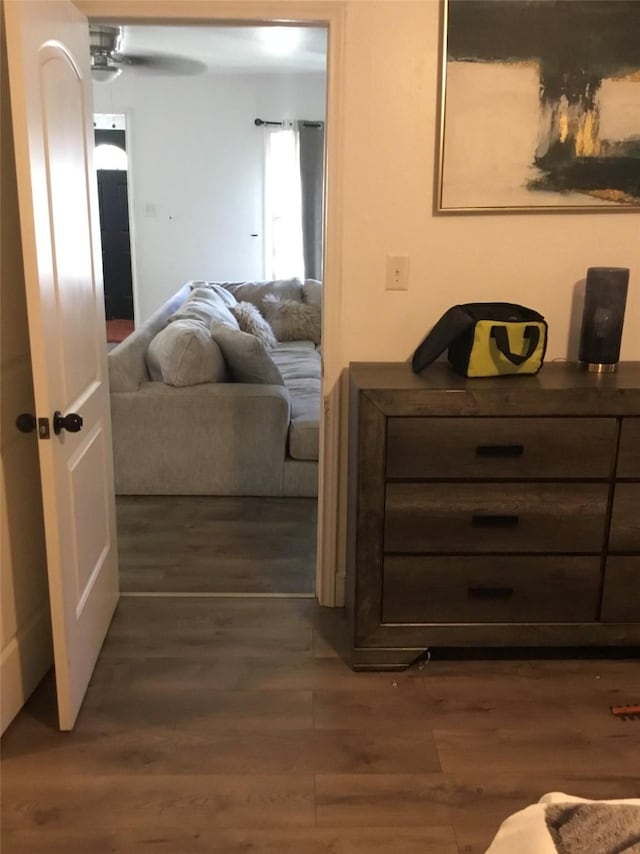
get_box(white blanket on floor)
[485,792,640,854]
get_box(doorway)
[5,0,343,732]
[94,113,135,346]
[93,22,328,600]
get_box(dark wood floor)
[116,496,317,595]
[2,597,640,853]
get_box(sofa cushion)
[230,301,277,349]
[219,278,304,310]
[147,319,228,387]
[169,287,239,329]
[188,281,237,308]
[271,342,321,461]
[284,378,321,461]
[270,341,321,379]
[211,323,285,385]
[262,295,321,345]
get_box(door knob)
[53,411,83,435]
[16,413,37,433]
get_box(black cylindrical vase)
[578,267,629,372]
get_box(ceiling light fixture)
[90,24,123,84]
[91,63,122,84]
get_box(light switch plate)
[386,255,409,290]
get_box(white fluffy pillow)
[146,320,227,386]
[230,301,277,349]
[262,294,321,344]
[302,279,322,307]
[220,278,304,309]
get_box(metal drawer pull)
[472,514,519,528]
[475,444,524,458]
[468,585,514,600]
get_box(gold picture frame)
[436,0,640,214]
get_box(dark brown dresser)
[347,361,640,670]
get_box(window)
[263,124,304,280]
[94,143,128,171]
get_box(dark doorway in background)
[94,124,134,336]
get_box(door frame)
[76,1,346,606]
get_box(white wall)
[93,70,326,321]
[1,5,52,734]
[336,2,639,367]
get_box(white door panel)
[5,0,119,730]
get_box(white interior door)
[4,0,119,730]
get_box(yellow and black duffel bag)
[411,302,548,378]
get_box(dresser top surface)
[350,361,640,392]
[349,362,640,416]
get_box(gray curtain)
[298,121,325,281]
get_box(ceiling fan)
[89,25,208,83]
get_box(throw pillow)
[188,281,237,308]
[147,319,227,386]
[220,278,304,310]
[262,294,321,344]
[169,287,239,329]
[302,279,322,307]
[211,322,285,385]
[230,301,277,349]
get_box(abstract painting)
[437,0,640,212]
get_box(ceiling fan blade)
[113,52,208,76]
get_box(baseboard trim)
[1,602,52,735]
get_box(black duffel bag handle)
[411,305,472,373]
[490,325,540,366]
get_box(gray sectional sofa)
[107,278,322,497]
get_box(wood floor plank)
[316,771,639,840]
[416,656,640,702]
[2,724,442,777]
[100,629,313,658]
[107,595,318,623]
[91,652,421,691]
[102,643,626,700]
[314,663,640,733]
[116,496,317,594]
[100,597,314,658]
[1,826,458,854]
[433,728,640,777]
[315,773,457,826]
[88,654,427,694]
[78,687,314,732]
[1,774,315,831]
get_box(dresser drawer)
[617,419,640,478]
[609,484,640,551]
[601,557,640,622]
[386,417,617,480]
[384,483,608,553]
[383,556,601,623]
